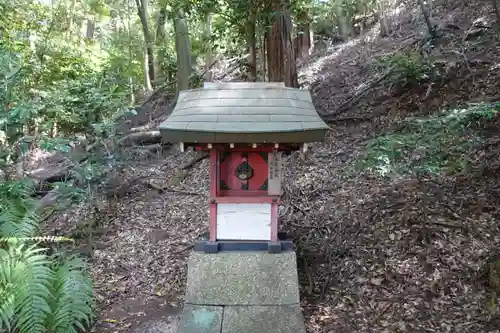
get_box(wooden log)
[118,130,163,146]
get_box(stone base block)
[176,305,306,333]
[221,305,306,333]
[185,251,299,305]
[176,305,223,333]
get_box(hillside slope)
[292,0,500,332]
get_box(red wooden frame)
[209,150,218,242]
[194,143,300,152]
[219,151,268,193]
[208,149,280,242]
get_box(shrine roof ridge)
[158,83,330,144]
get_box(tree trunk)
[135,0,155,87]
[142,47,153,91]
[282,13,298,87]
[335,0,350,39]
[174,10,192,91]
[155,7,168,79]
[418,0,434,36]
[493,0,500,23]
[295,10,312,61]
[309,26,314,54]
[267,24,283,82]
[126,0,136,103]
[246,1,257,81]
[67,0,76,37]
[86,19,95,40]
[378,0,392,37]
[295,26,311,61]
[261,30,267,81]
[204,11,214,82]
[266,7,298,87]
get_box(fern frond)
[46,256,94,333]
[9,243,53,333]
[0,180,39,238]
[0,247,16,332]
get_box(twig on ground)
[180,152,209,170]
[147,179,204,196]
[322,66,396,119]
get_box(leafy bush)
[353,103,499,178]
[372,51,435,88]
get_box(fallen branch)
[136,143,170,152]
[320,36,420,121]
[426,220,467,229]
[118,130,163,146]
[322,66,395,120]
[147,180,203,196]
[180,152,209,170]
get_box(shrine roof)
[158,82,330,143]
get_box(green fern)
[0,180,94,333]
[45,257,94,333]
[0,243,53,333]
[0,180,39,238]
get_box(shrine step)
[175,251,305,333]
[185,251,299,305]
[176,304,306,333]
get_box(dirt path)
[84,150,211,332]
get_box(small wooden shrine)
[159,82,329,253]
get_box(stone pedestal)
[176,252,306,333]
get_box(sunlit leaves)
[352,104,499,178]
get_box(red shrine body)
[195,144,284,243]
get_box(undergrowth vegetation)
[353,102,500,178]
[0,181,94,333]
[372,51,436,89]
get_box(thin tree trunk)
[142,46,153,91]
[135,0,155,87]
[295,9,312,61]
[67,0,76,37]
[493,0,500,23]
[282,12,298,87]
[308,25,314,54]
[262,30,267,81]
[204,11,214,82]
[155,7,168,79]
[86,19,95,40]
[126,0,136,103]
[174,10,192,91]
[418,0,434,36]
[335,0,350,39]
[246,1,257,81]
[378,0,391,37]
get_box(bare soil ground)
[38,0,500,332]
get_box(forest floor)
[38,0,500,332]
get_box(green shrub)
[372,51,435,88]
[352,102,499,178]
